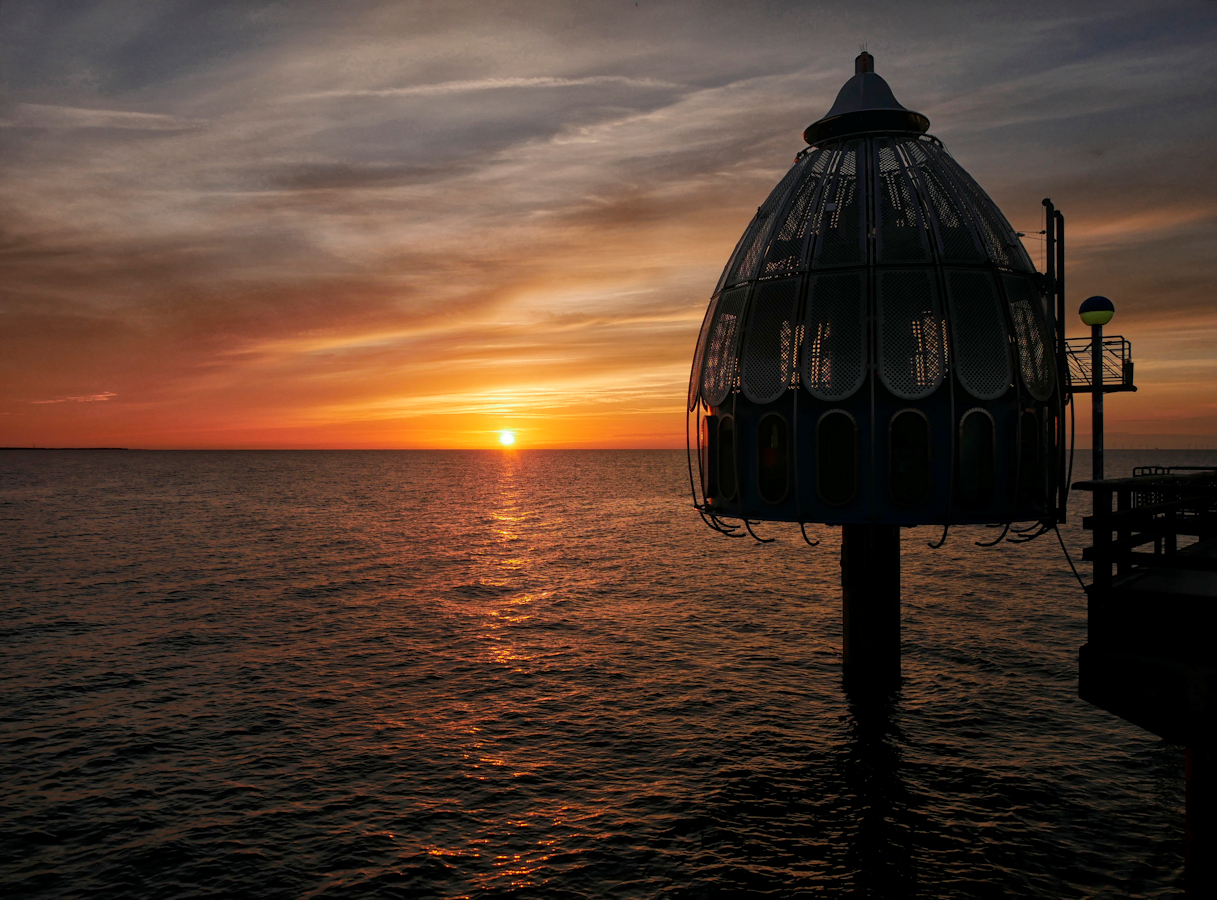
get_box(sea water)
[3,448,1214,898]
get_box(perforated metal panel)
[1002,274,1055,401]
[701,286,749,406]
[928,147,1011,269]
[741,278,801,404]
[725,158,807,287]
[878,269,944,399]
[802,273,866,400]
[946,269,1012,400]
[720,218,765,291]
[696,133,1046,416]
[762,149,832,277]
[875,139,929,263]
[713,224,754,298]
[901,140,984,263]
[688,293,720,410]
[938,151,1035,273]
[813,142,865,268]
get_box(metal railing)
[1064,336,1135,393]
[1074,468,1217,591]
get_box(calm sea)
[3,448,1215,898]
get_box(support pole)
[1043,198,1067,520]
[841,524,901,692]
[1092,323,1104,481]
[1055,209,1067,515]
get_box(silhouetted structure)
[1076,468,1217,894]
[684,49,1212,891]
[687,52,1066,689]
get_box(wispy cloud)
[2,0,1215,447]
[31,392,117,404]
[2,104,206,131]
[293,75,681,101]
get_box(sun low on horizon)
[1,3,1214,451]
[499,430,516,447]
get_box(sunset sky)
[2,1,1215,449]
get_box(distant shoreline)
[0,447,132,451]
[3,446,1215,452]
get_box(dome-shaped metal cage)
[688,55,1063,529]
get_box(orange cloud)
[2,3,1215,448]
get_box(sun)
[498,430,516,446]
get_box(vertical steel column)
[1092,322,1104,481]
[841,524,901,691]
[1055,210,1067,516]
[1044,198,1067,520]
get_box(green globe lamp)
[1080,296,1115,479]
[1079,295,1114,326]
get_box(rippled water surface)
[3,448,1215,898]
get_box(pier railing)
[1074,468,1217,591]
[1064,335,1136,394]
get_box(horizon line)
[5,446,1217,453]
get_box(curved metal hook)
[1009,520,1043,534]
[928,525,949,549]
[696,507,729,535]
[711,512,746,537]
[696,507,742,538]
[799,522,820,547]
[975,523,1011,547]
[1007,523,1052,544]
[744,519,775,544]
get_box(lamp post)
[1080,296,1115,480]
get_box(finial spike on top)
[856,50,875,75]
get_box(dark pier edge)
[1189,746,1216,891]
[1075,471,1217,894]
[841,525,902,693]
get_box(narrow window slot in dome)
[958,408,996,507]
[700,414,718,501]
[757,413,790,504]
[718,416,738,500]
[889,409,931,505]
[817,410,857,506]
